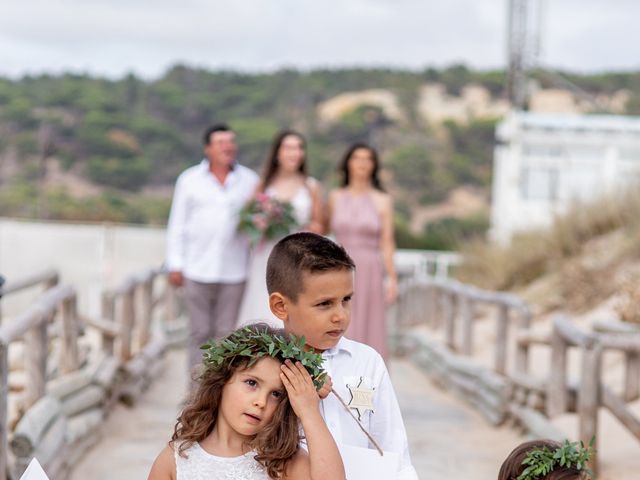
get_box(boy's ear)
[269,292,288,321]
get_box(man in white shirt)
[166,124,259,371]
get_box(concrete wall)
[0,218,166,317]
[0,217,459,319]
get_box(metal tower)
[506,0,544,110]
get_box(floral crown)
[517,438,595,480]
[201,325,327,390]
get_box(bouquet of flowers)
[238,193,298,245]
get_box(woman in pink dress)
[327,143,398,361]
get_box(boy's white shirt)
[319,336,418,480]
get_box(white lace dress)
[175,443,270,480]
[237,181,314,328]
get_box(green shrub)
[87,156,151,191]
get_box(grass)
[457,186,640,293]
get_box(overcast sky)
[1,0,638,79]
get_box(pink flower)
[263,198,278,216]
[254,193,269,210]
[271,204,283,217]
[252,213,268,232]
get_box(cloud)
[0,0,636,78]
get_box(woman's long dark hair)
[171,325,301,479]
[339,142,384,191]
[259,130,307,191]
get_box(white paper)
[19,458,50,480]
[340,444,400,480]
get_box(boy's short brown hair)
[266,232,355,302]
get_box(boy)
[267,232,418,480]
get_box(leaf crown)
[517,438,595,480]
[201,324,327,390]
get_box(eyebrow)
[242,372,284,390]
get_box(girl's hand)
[280,360,321,420]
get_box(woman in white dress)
[237,131,323,327]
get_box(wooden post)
[24,321,47,409]
[139,278,154,349]
[547,321,569,417]
[165,283,179,324]
[459,295,474,355]
[515,307,532,375]
[44,273,59,292]
[495,304,509,375]
[120,287,135,361]
[60,295,79,374]
[0,275,5,326]
[405,283,414,325]
[424,283,436,327]
[578,342,602,475]
[624,351,640,402]
[101,293,115,355]
[411,283,421,325]
[443,291,455,350]
[0,343,8,480]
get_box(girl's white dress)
[236,182,313,328]
[175,443,270,480]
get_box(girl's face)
[218,357,286,440]
[347,148,375,182]
[277,135,305,173]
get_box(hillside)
[1,65,639,248]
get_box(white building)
[490,112,640,244]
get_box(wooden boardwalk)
[69,349,523,480]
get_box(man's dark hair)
[266,232,355,302]
[203,124,231,145]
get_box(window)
[520,167,558,201]
[522,143,563,158]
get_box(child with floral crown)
[498,438,595,480]
[147,323,345,480]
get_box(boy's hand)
[281,360,321,420]
[318,374,333,399]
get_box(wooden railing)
[396,276,640,475]
[0,267,180,480]
[0,270,59,325]
[397,277,532,373]
[395,249,462,280]
[542,316,640,473]
[0,284,80,480]
[92,268,178,405]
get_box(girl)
[327,143,398,361]
[237,130,323,327]
[147,324,345,480]
[498,439,593,480]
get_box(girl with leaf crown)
[498,439,594,480]
[147,323,345,480]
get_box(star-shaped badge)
[346,377,375,420]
